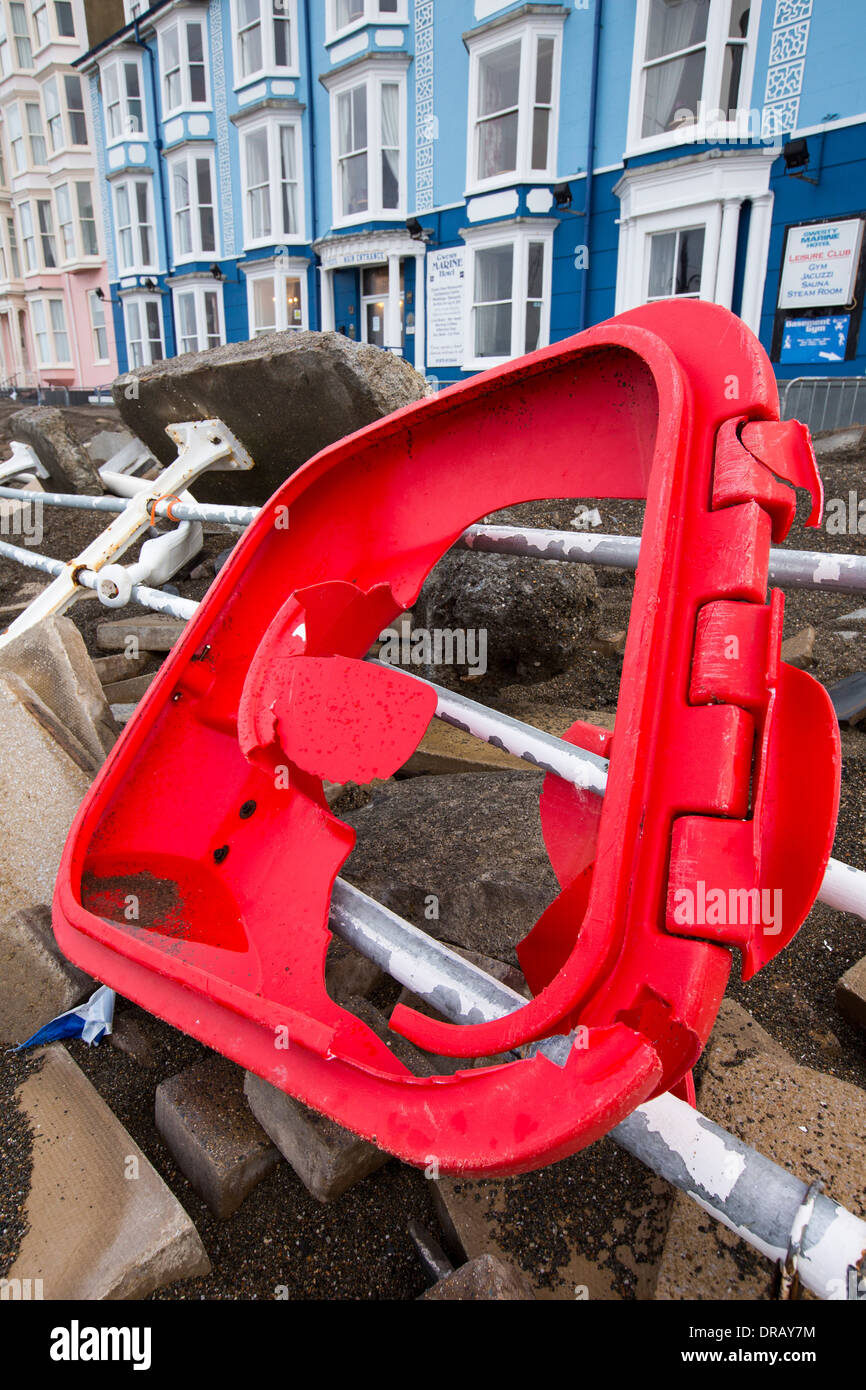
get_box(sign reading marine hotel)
[778,217,865,310]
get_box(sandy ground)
[0,406,865,1299]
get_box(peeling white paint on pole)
[639,1093,746,1201]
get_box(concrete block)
[420,1253,536,1300]
[0,615,119,764]
[837,956,866,1031]
[102,672,156,704]
[780,625,816,669]
[0,904,93,1045]
[96,614,187,653]
[399,718,543,777]
[8,1044,210,1299]
[92,652,152,685]
[0,672,93,922]
[156,1056,280,1218]
[244,1070,389,1203]
[10,406,103,494]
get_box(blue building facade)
[79,0,866,384]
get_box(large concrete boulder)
[416,550,599,683]
[10,406,103,494]
[112,331,430,505]
[335,770,559,963]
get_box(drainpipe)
[577,0,603,332]
[303,0,321,329]
[133,18,176,354]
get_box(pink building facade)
[0,0,117,395]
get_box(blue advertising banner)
[779,315,851,364]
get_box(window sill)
[462,355,509,372]
[464,172,555,198]
[233,70,301,92]
[242,236,306,253]
[332,210,405,228]
[162,104,213,121]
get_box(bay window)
[6,105,23,174]
[124,296,164,367]
[19,202,37,272]
[55,2,75,38]
[77,182,98,256]
[466,17,562,190]
[160,17,209,114]
[628,0,757,150]
[463,224,554,369]
[329,66,405,224]
[102,57,146,142]
[173,283,224,354]
[169,150,217,260]
[114,177,156,273]
[25,104,47,167]
[647,226,706,300]
[240,118,303,247]
[10,4,32,69]
[234,0,297,83]
[37,200,57,267]
[56,183,75,260]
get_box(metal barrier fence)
[780,376,866,434]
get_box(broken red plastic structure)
[53,301,840,1176]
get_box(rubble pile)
[0,394,864,1302]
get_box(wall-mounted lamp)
[142,277,159,291]
[553,182,573,209]
[209,263,227,282]
[94,286,120,305]
[782,138,819,185]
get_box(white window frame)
[88,289,109,363]
[461,221,555,372]
[113,175,157,275]
[245,261,309,335]
[123,293,164,367]
[158,14,210,117]
[327,64,407,228]
[167,147,218,262]
[100,54,147,144]
[29,295,71,366]
[172,281,225,354]
[232,0,299,87]
[465,14,563,196]
[326,0,408,44]
[626,0,762,157]
[18,201,37,273]
[239,114,305,249]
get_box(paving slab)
[0,615,118,764]
[10,406,102,494]
[96,615,188,653]
[244,1070,389,1203]
[0,904,92,1046]
[8,1044,210,1299]
[0,671,93,922]
[156,1056,280,1218]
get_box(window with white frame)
[30,297,70,365]
[114,177,156,273]
[629,0,756,149]
[466,17,562,191]
[33,2,50,49]
[234,0,297,84]
[646,225,706,299]
[37,200,57,267]
[463,224,554,368]
[25,104,47,167]
[89,290,109,362]
[123,295,164,366]
[44,79,63,151]
[10,4,32,69]
[76,182,98,256]
[240,118,303,247]
[18,201,37,272]
[160,16,209,115]
[64,76,88,145]
[0,9,8,78]
[173,283,224,353]
[6,105,24,174]
[102,56,146,141]
[55,2,75,38]
[329,68,405,224]
[328,0,407,41]
[169,149,217,260]
[7,216,20,278]
[246,265,307,335]
[56,183,75,259]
